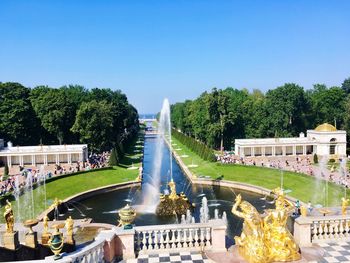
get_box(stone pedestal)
[41,233,51,245]
[3,231,20,250]
[25,232,38,248]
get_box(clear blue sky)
[1,1,349,113]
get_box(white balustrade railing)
[134,222,213,253]
[311,218,350,242]
[294,214,350,246]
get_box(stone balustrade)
[134,219,226,254]
[294,213,350,247]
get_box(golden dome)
[314,123,337,132]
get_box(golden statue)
[263,188,301,262]
[300,205,307,217]
[168,180,178,200]
[4,200,14,234]
[342,197,349,215]
[231,194,267,263]
[232,189,301,263]
[50,198,62,210]
[65,216,74,244]
[43,214,49,234]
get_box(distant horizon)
[1,1,349,113]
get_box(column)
[241,147,245,157]
[44,154,48,165]
[19,155,24,166]
[282,146,286,156]
[272,146,276,156]
[68,153,72,164]
[293,145,296,156]
[262,147,265,157]
[251,147,255,157]
[31,155,36,166]
[55,154,59,165]
[7,156,12,168]
[303,145,306,155]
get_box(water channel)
[62,135,275,241]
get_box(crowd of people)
[0,152,110,197]
[216,151,350,188]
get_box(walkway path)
[125,251,213,263]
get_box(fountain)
[141,99,172,212]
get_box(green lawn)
[171,137,348,206]
[0,134,144,223]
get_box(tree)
[30,87,78,144]
[71,100,115,152]
[0,82,40,145]
[264,83,309,137]
[307,84,346,128]
[109,148,119,166]
[341,77,350,95]
[4,162,9,177]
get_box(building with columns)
[234,123,347,158]
[0,141,88,168]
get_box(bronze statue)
[4,200,14,234]
[232,189,301,263]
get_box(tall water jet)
[141,98,172,212]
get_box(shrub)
[313,153,318,164]
[109,147,119,166]
[329,158,336,163]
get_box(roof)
[0,144,87,155]
[314,123,337,132]
[235,137,310,146]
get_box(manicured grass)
[0,134,144,223]
[171,137,349,206]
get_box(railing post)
[115,228,136,260]
[294,217,312,247]
[210,219,227,252]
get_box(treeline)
[172,129,216,161]
[0,82,139,153]
[171,77,350,151]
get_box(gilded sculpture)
[232,188,301,263]
[342,197,349,215]
[4,200,14,234]
[65,216,75,244]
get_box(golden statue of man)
[231,194,267,263]
[263,188,301,262]
[43,214,49,234]
[231,189,301,263]
[342,197,349,215]
[4,200,14,234]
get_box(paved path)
[125,251,212,263]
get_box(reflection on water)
[60,136,274,239]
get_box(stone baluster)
[154,230,159,250]
[194,229,200,247]
[160,230,165,249]
[183,228,189,248]
[200,228,206,247]
[142,231,147,251]
[312,222,319,241]
[205,227,211,246]
[165,230,170,249]
[176,229,181,248]
[334,221,339,239]
[149,231,154,250]
[189,229,194,248]
[324,222,329,239]
[344,219,349,237]
[317,223,323,240]
[171,229,176,248]
[339,220,345,238]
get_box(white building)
[234,123,347,158]
[0,141,88,167]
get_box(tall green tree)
[71,100,115,152]
[341,77,350,95]
[264,83,309,137]
[30,87,78,144]
[0,82,40,145]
